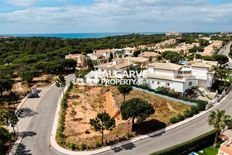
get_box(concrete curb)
[8,97,27,155]
[8,84,54,155]
[50,85,231,155]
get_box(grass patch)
[198,146,219,155]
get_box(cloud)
[0,0,232,33]
[6,0,37,7]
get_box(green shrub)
[150,130,216,155]
[226,120,232,129]
[56,84,71,146]
[67,143,76,150]
[191,106,200,115]
[176,114,185,121]
[184,109,194,118]
[170,117,178,124]
[80,143,87,150]
[134,85,208,108]
[95,142,101,148]
[0,127,12,152]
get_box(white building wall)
[184,79,198,91]
[148,79,185,93]
[191,67,208,80]
[191,67,215,88]
[149,68,176,78]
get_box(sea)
[0,32,165,39]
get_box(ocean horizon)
[0,32,166,39]
[0,32,223,39]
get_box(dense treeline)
[0,34,165,76]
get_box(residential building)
[87,49,114,64]
[139,52,160,62]
[85,59,215,93]
[147,63,198,93]
[65,54,86,68]
[85,58,130,84]
[165,32,182,37]
[154,39,176,49]
[123,47,136,57]
[190,61,215,88]
[157,42,200,53]
[218,130,232,155]
[126,57,149,68]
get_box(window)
[166,83,170,86]
[157,82,160,85]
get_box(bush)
[170,114,185,124]
[67,143,76,150]
[80,143,87,150]
[184,109,194,118]
[56,84,71,146]
[135,85,208,125]
[176,114,185,121]
[190,106,200,115]
[134,85,207,106]
[170,117,179,124]
[150,130,216,155]
[95,142,101,148]
[0,127,12,152]
[226,120,232,129]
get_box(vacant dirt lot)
[64,85,191,147]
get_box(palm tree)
[208,109,231,147]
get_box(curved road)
[16,76,232,155]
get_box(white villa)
[147,63,198,93]
[85,58,216,93]
[146,61,215,93]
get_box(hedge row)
[150,130,216,155]
[56,84,72,146]
[170,103,207,124]
[133,85,208,124]
[134,85,208,106]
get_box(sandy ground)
[63,85,190,146]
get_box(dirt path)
[167,102,178,113]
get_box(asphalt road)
[218,41,232,69]
[218,41,232,57]
[15,75,232,155]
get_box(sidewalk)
[8,86,50,155]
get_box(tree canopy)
[212,54,229,66]
[90,112,115,145]
[117,85,133,102]
[120,98,155,129]
[161,51,183,63]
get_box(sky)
[0,0,232,34]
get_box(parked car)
[27,92,39,98]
